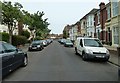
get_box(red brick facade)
[99,2,107,41]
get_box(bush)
[0,32,9,42]
[12,35,27,46]
[0,32,28,46]
[21,30,30,39]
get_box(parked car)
[74,37,110,61]
[28,40,44,51]
[0,41,28,77]
[59,39,66,44]
[64,39,73,47]
[41,40,48,47]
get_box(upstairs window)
[112,2,118,17]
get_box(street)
[3,41,118,81]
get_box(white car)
[74,37,110,61]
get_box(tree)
[2,1,23,43]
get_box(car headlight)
[86,49,93,54]
[106,50,109,55]
[37,45,41,47]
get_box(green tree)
[2,1,23,43]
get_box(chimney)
[99,2,105,10]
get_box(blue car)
[0,41,28,77]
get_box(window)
[107,6,111,20]
[112,2,118,17]
[113,27,119,44]
[3,31,6,33]
[3,43,16,52]
[97,11,100,24]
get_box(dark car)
[64,39,73,47]
[28,40,44,51]
[41,40,48,47]
[59,39,66,44]
[0,41,28,77]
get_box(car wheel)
[82,54,87,61]
[75,48,78,55]
[22,56,28,67]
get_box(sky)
[4,0,109,34]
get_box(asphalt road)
[3,41,118,81]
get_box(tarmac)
[19,44,119,67]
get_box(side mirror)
[16,48,22,52]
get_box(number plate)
[96,56,105,58]
[32,47,37,49]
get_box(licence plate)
[32,47,37,49]
[96,56,105,58]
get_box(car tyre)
[22,56,28,67]
[82,54,87,61]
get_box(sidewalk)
[104,45,119,66]
[18,44,29,52]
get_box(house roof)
[80,8,99,21]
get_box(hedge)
[0,32,9,42]
[0,32,27,46]
[12,35,27,46]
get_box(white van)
[75,37,110,61]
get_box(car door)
[2,43,15,76]
[3,43,21,71]
[78,39,83,55]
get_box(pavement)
[104,45,119,67]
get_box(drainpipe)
[117,0,120,78]
[118,1,120,57]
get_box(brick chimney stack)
[99,2,105,10]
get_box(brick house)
[99,2,108,43]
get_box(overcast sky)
[4,0,109,34]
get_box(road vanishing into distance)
[3,41,118,81]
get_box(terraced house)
[63,1,120,48]
[110,0,119,47]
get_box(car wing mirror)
[16,48,22,52]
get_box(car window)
[0,44,5,54]
[3,43,16,52]
[80,39,83,47]
[66,40,72,43]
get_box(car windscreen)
[84,39,103,47]
[65,40,72,43]
[32,41,41,45]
